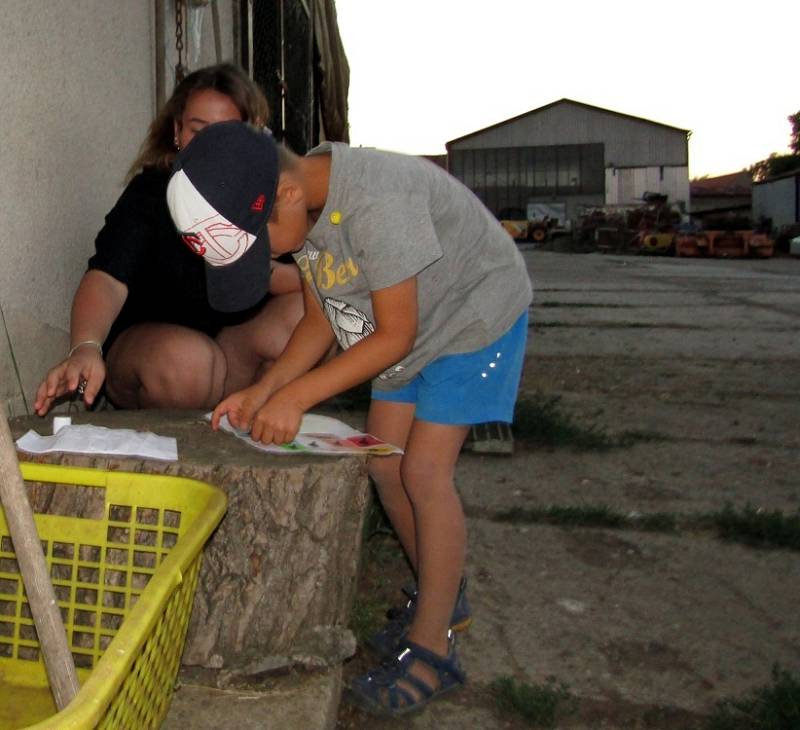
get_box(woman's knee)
[107,325,226,408]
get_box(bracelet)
[68,340,103,359]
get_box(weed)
[634,512,678,532]
[497,504,627,529]
[704,665,800,729]
[348,592,387,645]
[536,301,632,308]
[491,675,576,727]
[615,429,664,446]
[711,504,800,551]
[513,393,616,450]
[513,393,663,451]
[361,489,395,540]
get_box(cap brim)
[204,226,271,313]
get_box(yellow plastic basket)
[0,463,226,730]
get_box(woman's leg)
[105,323,226,408]
[215,291,303,395]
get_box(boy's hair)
[276,142,300,173]
[127,63,269,180]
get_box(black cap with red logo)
[167,121,279,313]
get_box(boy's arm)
[211,280,336,430]
[246,276,418,445]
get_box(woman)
[35,64,303,415]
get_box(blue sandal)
[347,633,466,717]
[366,577,472,658]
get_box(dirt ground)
[335,249,800,729]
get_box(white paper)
[16,424,178,461]
[211,413,403,456]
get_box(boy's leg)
[105,323,226,408]
[401,419,469,662]
[215,291,303,395]
[366,399,418,569]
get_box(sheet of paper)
[212,413,403,456]
[16,424,178,461]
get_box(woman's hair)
[127,63,269,179]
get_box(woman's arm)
[269,260,302,294]
[34,270,127,415]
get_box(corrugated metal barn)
[446,98,690,223]
[752,171,800,232]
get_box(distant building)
[690,171,752,223]
[752,170,800,233]
[445,98,690,222]
[422,154,447,170]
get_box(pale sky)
[335,1,797,178]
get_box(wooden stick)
[0,412,79,709]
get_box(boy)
[167,121,532,716]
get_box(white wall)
[605,166,690,210]
[753,175,799,232]
[0,2,155,416]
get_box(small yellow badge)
[329,210,342,225]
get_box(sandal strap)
[397,638,467,687]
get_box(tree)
[748,110,800,181]
[748,152,800,182]
[789,110,800,155]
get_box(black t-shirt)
[89,167,263,350]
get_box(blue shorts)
[371,311,528,425]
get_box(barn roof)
[446,98,690,146]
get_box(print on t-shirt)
[323,297,374,349]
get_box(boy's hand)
[249,391,305,445]
[211,383,272,432]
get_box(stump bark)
[9,410,371,672]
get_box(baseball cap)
[167,120,279,312]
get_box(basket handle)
[0,412,80,709]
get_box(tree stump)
[9,410,371,674]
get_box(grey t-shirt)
[293,142,533,391]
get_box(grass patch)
[710,504,800,551]
[536,301,632,308]
[635,511,679,532]
[494,504,678,533]
[513,393,617,451]
[704,665,800,729]
[491,675,576,727]
[513,393,663,451]
[350,495,406,644]
[348,592,386,645]
[497,505,626,529]
[491,500,800,549]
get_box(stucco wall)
[0,2,155,416]
[0,1,239,417]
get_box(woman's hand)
[34,346,106,416]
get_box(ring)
[76,378,87,396]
